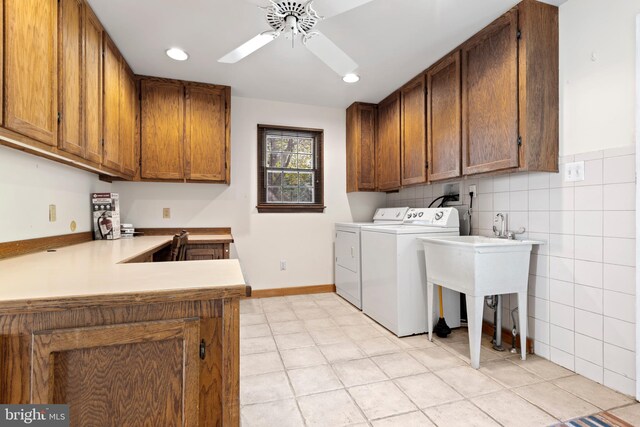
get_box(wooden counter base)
[0,297,240,426]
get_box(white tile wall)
[386,146,636,396]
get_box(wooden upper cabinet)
[5,0,58,146]
[120,63,138,177]
[58,0,84,157]
[31,319,199,425]
[400,75,427,186]
[141,79,185,180]
[83,6,103,165]
[517,0,559,172]
[376,92,401,192]
[346,102,376,192]
[184,84,230,182]
[102,35,121,171]
[427,51,462,182]
[461,10,519,175]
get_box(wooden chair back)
[169,230,189,261]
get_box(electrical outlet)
[469,185,477,197]
[280,260,287,271]
[48,204,56,222]
[163,208,171,219]
[564,161,585,182]
[70,220,77,232]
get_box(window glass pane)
[299,172,313,187]
[283,187,298,202]
[283,172,299,187]
[267,187,282,202]
[297,154,313,169]
[283,153,297,169]
[267,136,295,153]
[297,139,313,154]
[299,187,313,203]
[267,171,282,186]
[267,153,283,168]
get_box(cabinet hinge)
[57,112,61,124]
[517,136,522,146]
[425,161,429,169]
[199,339,206,360]
[517,29,522,40]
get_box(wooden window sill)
[256,204,326,213]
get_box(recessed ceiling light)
[166,48,189,61]
[342,73,360,83]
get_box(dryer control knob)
[435,211,444,220]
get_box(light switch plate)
[49,204,56,222]
[564,161,585,182]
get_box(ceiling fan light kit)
[218,0,372,78]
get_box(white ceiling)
[87,0,566,109]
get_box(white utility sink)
[419,236,542,369]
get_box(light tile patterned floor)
[239,293,636,427]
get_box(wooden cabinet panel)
[518,0,559,172]
[102,36,121,171]
[31,319,199,425]
[376,92,401,192]
[346,103,376,192]
[461,10,519,175]
[400,75,427,186]
[141,79,185,179]
[120,64,138,177]
[185,243,226,260]
[58,0,84,157]
[185,84,229,182]
[5,0,58,146]
[83,6,103,164]
[427,51,462,182]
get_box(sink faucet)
[493,213,506,238]
[493,213,526,240]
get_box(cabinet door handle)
[351,247,354,258]
[199,339,206,360]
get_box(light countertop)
[0,236,246,313]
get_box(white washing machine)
[361,208,461,337]
[334,207,409,309]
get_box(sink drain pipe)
[485,295,505,351]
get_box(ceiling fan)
[218,0,374,78]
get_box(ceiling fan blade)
[304,31,358,76]
[218,32,277,63]
[312,0,375,18]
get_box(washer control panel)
[373,207,410,223]
[402,208,459,227]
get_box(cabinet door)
[461,11,519,175]
[346,103,376,192]
[376,92,401,192]
[427,51,462,181]
[120,63,138,177]
[141,79,185,180]
[58,0,84,157]
[31,319,199,426]
[5,0,58,146]
[83,6,103,164]
[102,36,121,171]
[400,75,427,186]
[184,84,228,182]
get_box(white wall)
[113,97,386,289]
[0,145,110,243]
[560,0,640,155]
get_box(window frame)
[257,124,325,213]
